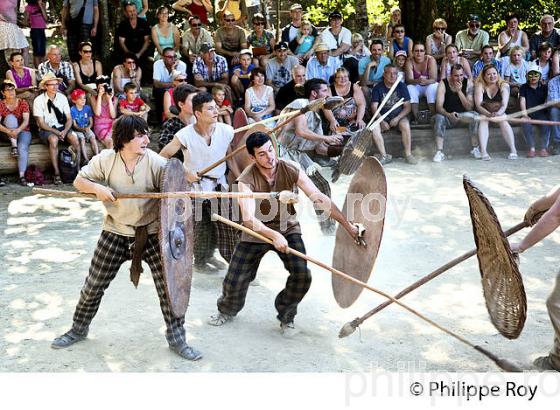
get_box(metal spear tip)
[323,96,346,110]
[277,191,299,204]
[338,321,358,338]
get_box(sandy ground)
[1,153,560,373]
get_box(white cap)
[527,63,542,75]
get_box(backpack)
[24,165,46,186]
[58,148,79,183]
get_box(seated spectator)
[213,85,232,125]
[385,6,401,44]
[359,39,391,96]
[276,64,306,112]
[350,33,371,61]
[305,43,341,84]
[153,47,187,120]
[24,0,48,68]
[533,42,559,84]
[266,42,299,93]
[192,43,231,99]
[455,14,490,65]
[230,49,255,101]
[472,45,503,79]
[504,46,529,97]
[432,64,479,162]
[112,53,142,99]
[119,82,150,121]
[529,15,560,60]
[294,20,316,64]
[151,6,181,60]
[158,83,198,149]
[425,18,452,64]
[70,89,98,164]
[214,11,248,68]
[393,50,407,81]
[116,2,151,83]
[548,73,560,154]
[181,15,213,81]
[244,67,275,127]
[90,75,116,149]
[73,41,103,96]
[33,73,80,184]
[520,64,549,158]
[324,67,366,132]
[440,44,472,80]
[163,71,188,120]
[217,0,247,26]
[247,13,275,67]
[320,11,352,59]
[5,51,38,108]
[281,4,319,53]
[405,42,438,121]
[38,45,76,97]
[370,64,416,165]
[474,64,517,160]
[388,24,412,58]
[172,0,213,26]
[497,13,529,58]
[0,80,32,186]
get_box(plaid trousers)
[192,197,240,264]
[70,231,186,346]
[309,171,336,233]
[217,234,312,324]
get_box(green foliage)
[305,0,356,26]
[366,0,399,25]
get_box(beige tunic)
[78,149,167,236]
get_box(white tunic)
[175,122,234,191]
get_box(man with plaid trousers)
[160,91,239,272]
[208,131,360,336]
[50,116,202,361]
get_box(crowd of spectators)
[1,2,560,187]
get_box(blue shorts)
[30,28,47,57]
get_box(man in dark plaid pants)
[50,116,202,361]
[159,91,239,272]
[209,132,361,336]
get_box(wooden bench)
[0,124,531,175]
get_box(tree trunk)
[354,0,369,38]
[99,0,111,64]
[400,0,437,43]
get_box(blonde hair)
[351,33,364,43]
[432,18,447,29]
[476,64,506,88]
[300,20,312,32]
[508,45,524,57]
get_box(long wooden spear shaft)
[33,188,299,204]
[213,214,522,372]
[338,221,528,339]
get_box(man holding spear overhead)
[208,131,361,336]
[50,116,203,361]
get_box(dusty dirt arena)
[2,154,560,373]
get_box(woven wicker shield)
[332,127,374,182]
[332,157,387,308]
[463,176,527,339]
[159,159,194,318]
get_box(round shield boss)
[159,158,194,318]
[463,176,527,339]
[332,157,387,308]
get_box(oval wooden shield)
[463,176,527,339]
[232,108,249,147]
[332,157,387,308]
[227,123,272,182]
[159,158,194,318]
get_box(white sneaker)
[470,146,482,159]
[508,152,518,160]
[280,322,300,337]
[432,151,445,162]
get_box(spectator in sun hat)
[305,42,341,83]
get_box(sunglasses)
[164,55,177,59]
[394,30,405,33]
[527,72,541,77]
[435,27,445,31]
[253,22,265,26]
[190,23,201,27]
[82,49,93,53]
[469,22,481,28]
[225,19,235,22]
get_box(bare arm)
[172,0,193,14]
[514,192,560,252]
[159,135,183,158]
[152,26,163,55]
[163,91,177,119]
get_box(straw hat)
[39,72,63,90]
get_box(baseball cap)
[468,14,481,22]
[394,50,407,58]
[70,88,86,100]
[274,42,289,51]
[329,11,343,20]
[290,4,303,11]
[200,43,215,53]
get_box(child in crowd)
[90,75,117,149]
[24,0,48,68]
[294,21,315,60]
[230,49,255,102]
[118,82,150,121]
[393,50,407,82]
[212,85,233,125]
[70,89,99,164]
[350,33,371,60]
